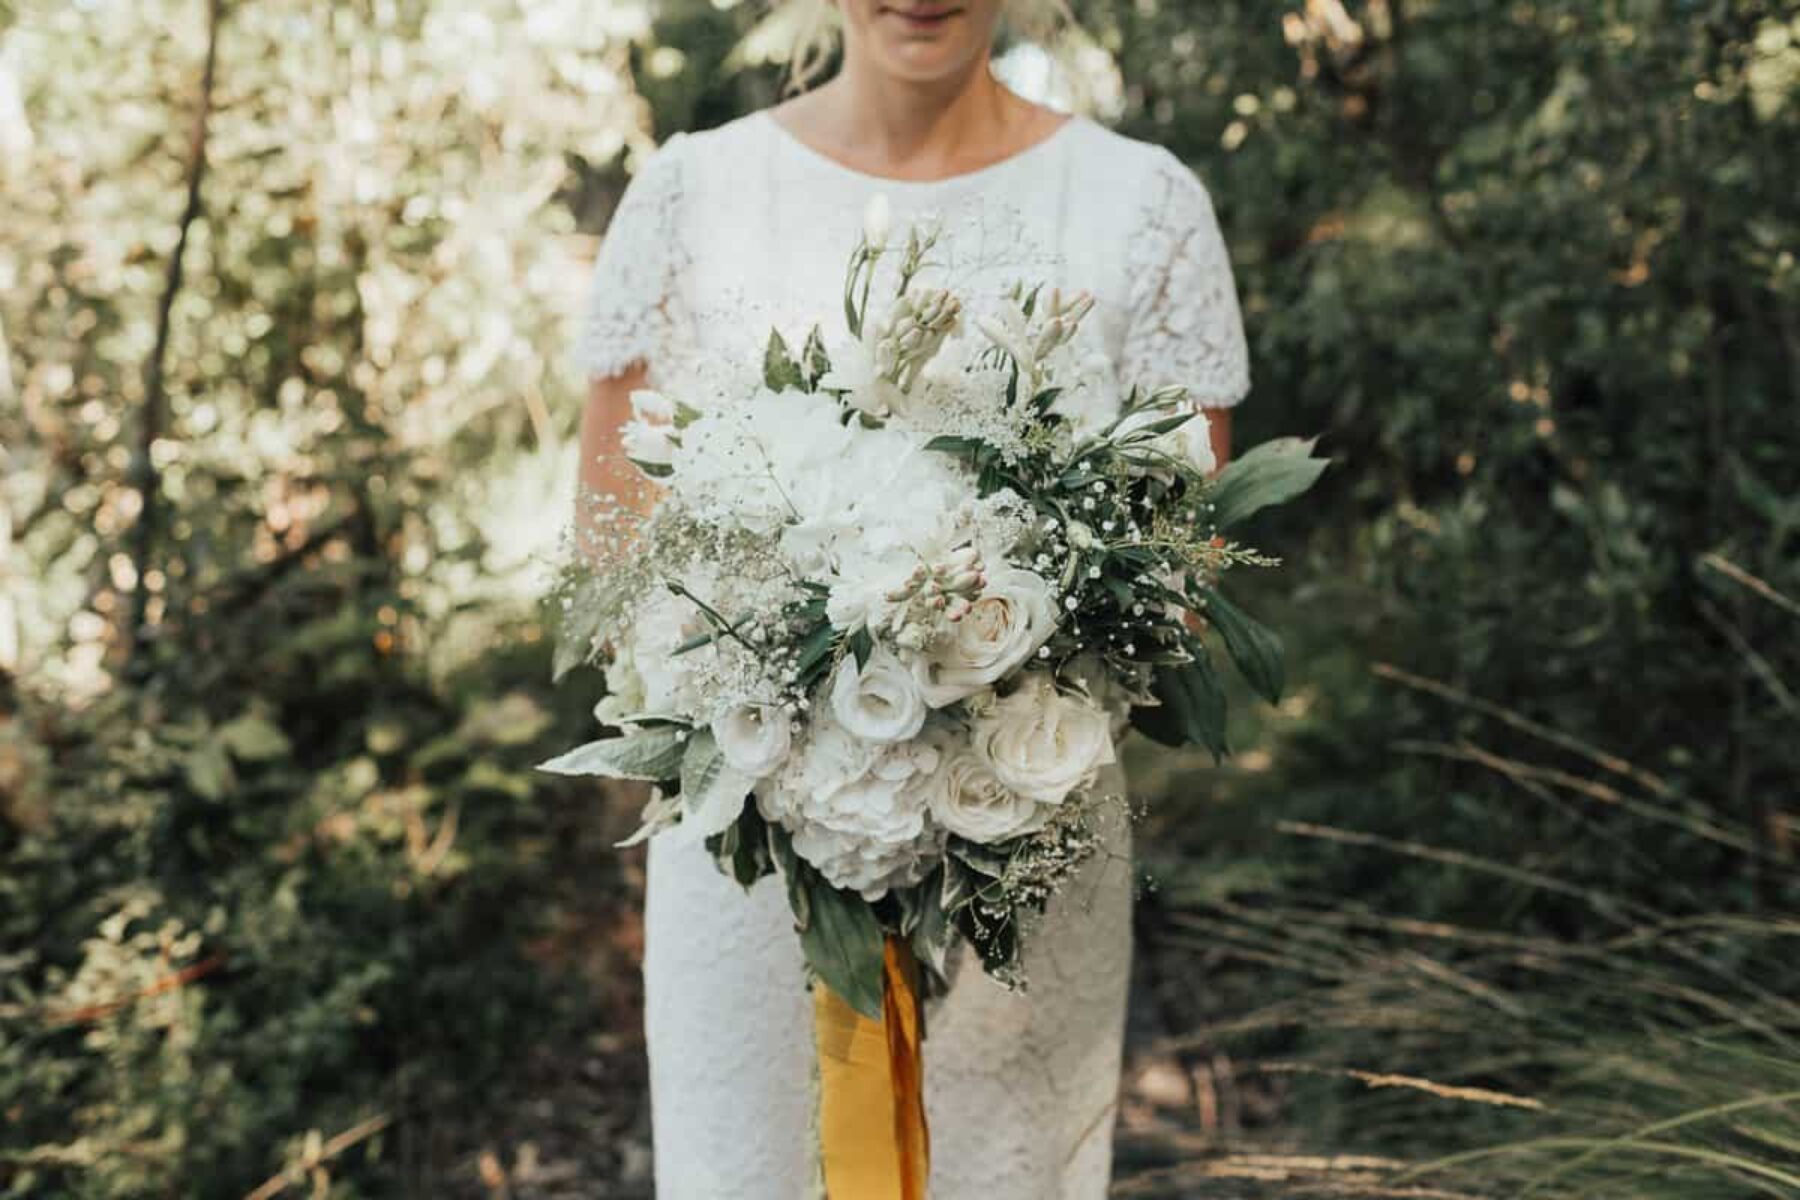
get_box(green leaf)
[1100,575,1136,608]
[1132,655,1230,761]
[801,324,832,390]
[940,858,980,913]
[726,806,773,887]
[1116,412,1196,442]
[949,838,1012,880]
[216,712,292,763]
[1200,588,1286,703]
[536,727,687,781]
[184,739,237,801]
[849,627,874,670]
[924,434,986,456]
[905,872,952,983]
[763,328,804,392]
[1205,436,1331,529]
[707,806,773,886]
[793,621,838,684]
[679,729,754,837]
[456,693,551,747]
[801,874,886,1019]
[771,829,886,1018]
[954,901,1018,977]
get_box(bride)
[576,1,1250,1195]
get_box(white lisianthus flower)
[927,746,1046,843]
[972,673,1117,806]
[830,646,928,744]
[710,705,793,777]
[910,566,1057,707]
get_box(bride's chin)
[873,41,977,81]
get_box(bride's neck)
[806,58,1023,174]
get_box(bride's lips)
[879,4,965,33]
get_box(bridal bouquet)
[545,202,1325,1017]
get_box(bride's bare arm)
[575,365,659,557]
[577,368,656,806]
[1203,404,1232,472]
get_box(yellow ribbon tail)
[813,936,930,1199]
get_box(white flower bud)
[863,193,892,249]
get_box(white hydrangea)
[759,716,944,899]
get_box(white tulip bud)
[863,193,892,249]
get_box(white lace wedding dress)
[576,107,1250,1199]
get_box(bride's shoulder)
[1063,121,1223,246]
[1066,119,1210,196]
[657,111,770,166]
[619,114,767,216]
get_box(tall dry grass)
[1134,554,1799,1198]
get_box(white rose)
[910,566,1056,707]
[829,646,928,744]
[972,673,1117,806]
[927,746,1046,843]
[710,705,792,777]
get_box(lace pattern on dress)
[595,113,1255,1199]
[576,133,694,382]
[1120,150,1252,408]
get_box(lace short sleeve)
[575,133,690,380]
[1119,150,1251,408]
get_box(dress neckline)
[758,108,1084,190]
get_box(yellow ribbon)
[813,936,930,1199]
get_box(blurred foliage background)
[2,1,1796,1197]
